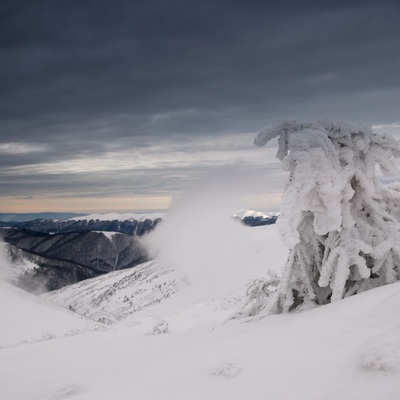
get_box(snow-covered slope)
[2,223,400,399]
[41,260,190,324]
[0,280,100,348]
[42,224,286,325]
[2,276,400,399]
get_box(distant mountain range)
[1,228,149,293]
[0,215,163,235]
[0,212,86,223]
[0,210,277,294]
[0,210,277,232]
[0,213,162,293]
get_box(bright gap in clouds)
[0,132,285,213]
[0,143,47,154]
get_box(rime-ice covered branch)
[255,119,400,313]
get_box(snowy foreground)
[2,225,400,400]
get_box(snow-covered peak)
[68,212,164,222]
[68,210,281,223]
[233,209,279,219]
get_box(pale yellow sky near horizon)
[0,195,173,214]
[0,192,283,214]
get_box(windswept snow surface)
[2,225,400,399]
[41,261,191,325]
[2,277,400,399]
[0,280,100,349]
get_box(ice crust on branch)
[255,119,400,313]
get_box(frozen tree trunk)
[255,119,400,313]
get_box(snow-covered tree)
[255,119,400,313]
[233,271,280,318]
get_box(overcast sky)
[1,0,400,213]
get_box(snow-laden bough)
[254,119,400,313]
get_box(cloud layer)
[1,0,400,211]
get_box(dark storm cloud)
[1,0,400,202]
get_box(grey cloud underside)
[0,169,188,197]
[1,0,400,200]
[0,163,285,198]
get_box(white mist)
[143,166,284,299]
